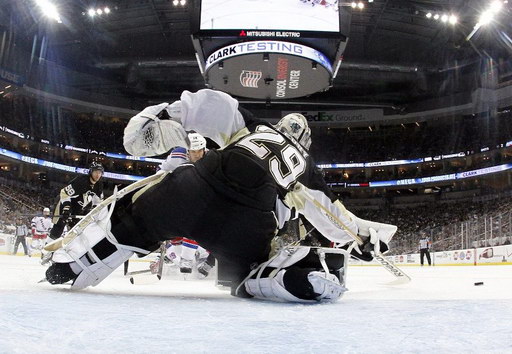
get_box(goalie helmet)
[275,113,311,150]
[188,133,206,151]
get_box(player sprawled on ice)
[154,133,215,277]
[44,89,397,303]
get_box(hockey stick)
[20,214,85,218]
[44,173,164,252]
[129,242,166,285]
[301,190,411,284]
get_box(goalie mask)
[275,113,311,150]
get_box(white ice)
[1,255,511,354]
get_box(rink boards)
[3,232,512,266]
[349,244,512,266]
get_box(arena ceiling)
[2,0,511,111]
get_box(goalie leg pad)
[48,211,150,289]
[242,246,349,303]
[70,246,134,289]
[245,269,309,303]
[245,268,347,303]
[307,271,347,301]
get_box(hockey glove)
[123,102,187,156]
[62,205,71,218]
[344,229,391,262]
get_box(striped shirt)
[419,238,430,249]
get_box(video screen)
[200,0,340,32]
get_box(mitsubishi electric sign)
[204,40,333,100]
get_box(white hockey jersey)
[31,216,53,235]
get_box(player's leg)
[21,237,29,255]
[166,238,182,265]
[13,237,20,255]
[197,252,215,278]
[50,218,67,240]
[179,238,198,273]
[45,187,162,288]
[241,247,348,302]
[45,168,205,289]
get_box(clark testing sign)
[204,40,333,100]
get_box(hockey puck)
[474,282,484,286]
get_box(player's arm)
[57,180,80,220]
[30,217,36,236]
[123,89,247,156]
[159,147,188,172]
[286,164,397,257]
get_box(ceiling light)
[96,8,103,15]
[479,10,494,25]
[173,0,179,5]
[351,2,357,8]
[449,15,457,24]
[441,14,448,22]
[35,0,62,23]
[433,14,439,20]
[490,0,503,13]
[179,0,186,4]
[426,12,432,18]
[357,2,364,9]
[104,7,111,14]
[88,8,95,17]
[368,0,373,2]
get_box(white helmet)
[43,207,50,215]
[275,113,311,150]
[188,133,206,151]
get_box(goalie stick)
[44,173,164,252]
[301,190,411,284]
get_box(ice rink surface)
[1,255,511,354]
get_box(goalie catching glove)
[343,212,398,262]
[123,101,187,156]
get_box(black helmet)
[89,162,104,174]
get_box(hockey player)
[30,207,53,254]
[159,132,213,275]
[49,162,105,240]
[45,89,397,303]
[159,132,208,172]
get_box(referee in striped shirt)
[419,233,432,266]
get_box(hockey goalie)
[44,89,397,303]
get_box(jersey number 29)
[236,125,306,189]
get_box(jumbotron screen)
[199,0,340,33]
